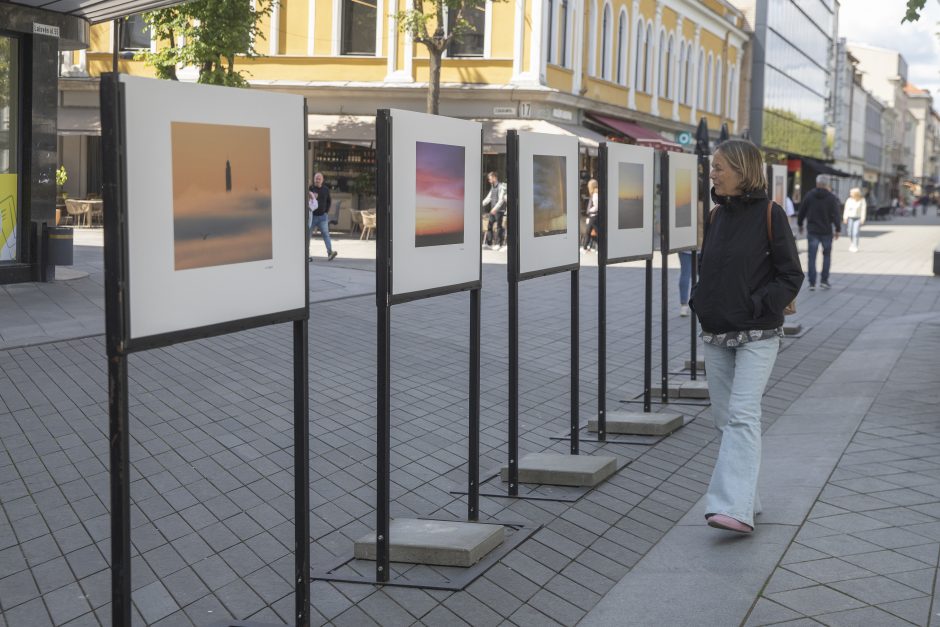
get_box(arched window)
[697,49,705,109]
[714,61,723,115]
[662,34,673,98]
[588,0,598,76]
[616,10,627,85]
[559,0,569,66]
[546,0,554,65]
[705,53,713,112]
[601,3,612,80]
[634,19,645,92]
[677,42,686,104]
[727,66,736,119]
[656,32,665,97]
[644,23,654,93]
[683,42,692,104]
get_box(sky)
[838,0,940,98]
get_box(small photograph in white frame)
[770,164,787,208]
[119,75,306,341]
[668,151,699,251]
[516,132,579,276]
[387,109,482,298]
[604,143,655,262]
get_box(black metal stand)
[101,74,311,627]
[689,251,698,381]
[660,152,670,405]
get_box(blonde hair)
[849,187,862,200]
[587,179,598,194]
[713,139,767,193]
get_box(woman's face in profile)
[710,152,744,197]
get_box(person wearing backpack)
[689,139,804,534]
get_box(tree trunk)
[427,48,443,115]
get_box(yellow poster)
[0,173,16,261]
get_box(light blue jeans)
[703,336,780,527]
[310,213,333,255]
[846,218,861,248]
[678,251,692,305]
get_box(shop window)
[0,35,19,263]
[121,14,152,51]
[448,3,485,57]
[342,0,377,55]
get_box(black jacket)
[690,188,804,334]
[308,184,331,217]
[797,187,841,235]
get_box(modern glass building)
[735,0,838,160]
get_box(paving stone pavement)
[0,215,938,626]
[745,316,940,627]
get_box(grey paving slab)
[353,518,504,567]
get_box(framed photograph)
[116,75,306,344]
[770,164,787,208]
[385,109,482,300]
[667,152,699,252]
[513,131,579,278]
[603,143,655,263]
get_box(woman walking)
[843,187,866,252]
[689,140,804,533]
[583,179,599,251]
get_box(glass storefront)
[0,34,19,263]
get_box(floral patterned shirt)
[701,328,784,348]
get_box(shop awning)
[307,114,375,147]
[797,156,853,178]
[586,113,683,152]
[478,119,608,154]
[58,107,101,136]
[11,0,190,23]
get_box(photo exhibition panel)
[516,132,580,277]
[604,143,655,262]
[119,75,306,341]
[668,151,699,252]
[387,109,482,298]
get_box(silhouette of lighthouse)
[225,160,232,192]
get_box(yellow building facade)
[58,0,747,210]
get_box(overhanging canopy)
[479,119,607,154]
[798,156,853,178]
[587,113,683,152]
[58,107,101,135]
[307,114,376,147]
[9,0,190,24]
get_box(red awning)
[587,113,684,152]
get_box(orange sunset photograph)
[170,121,273,271]
[674,168,692,229]
[414,140,466,247]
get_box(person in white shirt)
[582,179,599,251]
[842,188,867,252]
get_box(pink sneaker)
[706,514,753,533]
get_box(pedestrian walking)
[481,171,507,250]
[797,175,841,289]
[842,187,866,252]
[583,178,599,252]
[309,172,337,261]
[689,139,804,534]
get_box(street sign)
[677,131,692,146]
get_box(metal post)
[644,258,653,413]
[660,152,670,405]
[108,355,130,627]
[112,19,120,73]
[468,288,481,520]
[690,251,698,381]
[596,145,608,441]
[293,319,310,626]
[374,111,392,583]
[507,131,519,496]
[570,269,579,455]
[101,72,131,627]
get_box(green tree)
[137,0,275,87]
[762,108,825,159]
[903,0,927,22]
[396,0,489,114]
[0,38,11,111]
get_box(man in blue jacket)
[797,175,841,290]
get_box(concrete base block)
[651,379,710,399]
[353,519,504,567]
[684,359,706,371]
[500,453,618,487]
[783,323,803,336]
[588,411,684,436]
